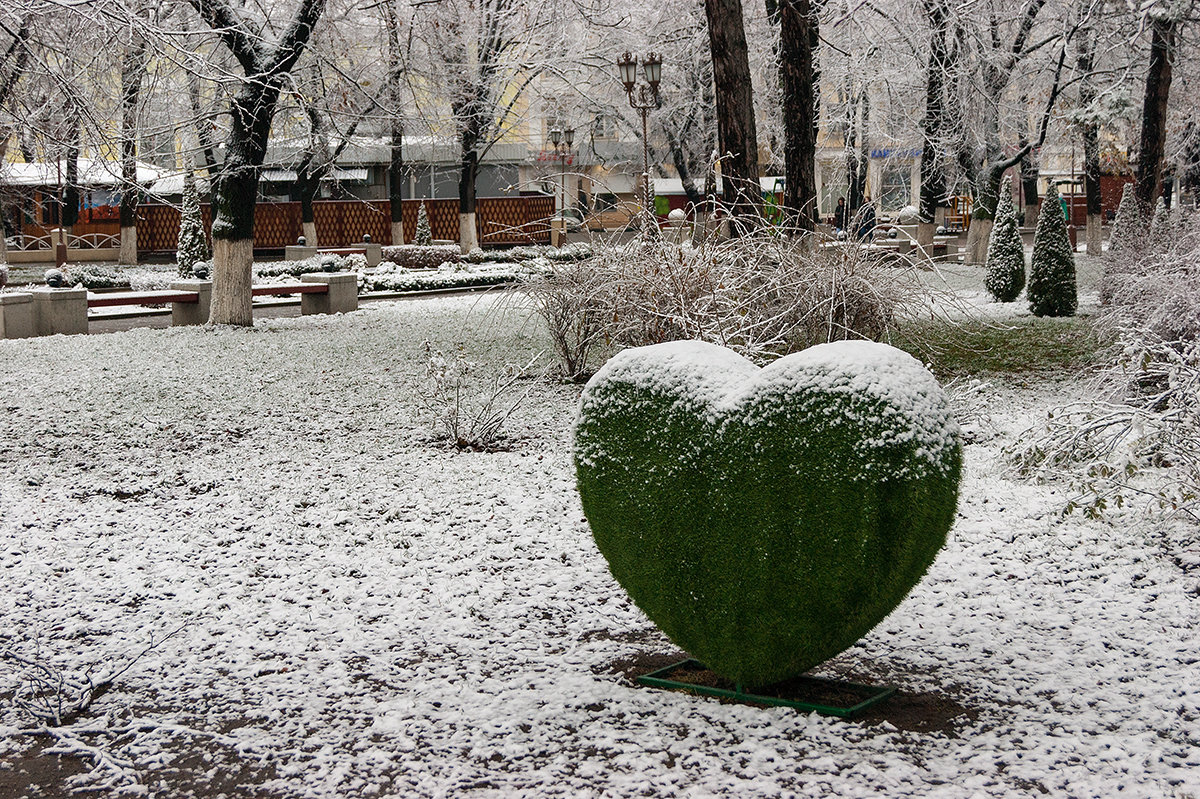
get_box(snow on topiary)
[1149,196,1171,248]
[1028,182,1077,318]
[176,171,209,278]
[415,201,433,246]
[574,339,962,687]
[984,176,1026,303]
[1107,183,1143,262]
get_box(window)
[878,163,913,211]
[819,164,847,218]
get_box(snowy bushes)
[416,342,542,450]
[984,177,1025,303]
[527,232,919,379]
[574,339,962,686]
[382,244,462,271]
[58,263,127,289]
[255,254,363,279]
[361,261,525,293]
[1015,209,1200,523]
[1027,183,1077,317]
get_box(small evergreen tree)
[415,201,433,246]
[1107,183,1143,261]
[176,171,209,278]
[1149,196,1171,247]
[984,176,1026,302]
[1028,182,1077,317]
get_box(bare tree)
[706,0,762,228]
[118,6,150,265]
[185,0,328,326]
[780,0,819,232]
[1133,12,1180,213]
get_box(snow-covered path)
[1,294,1196,798]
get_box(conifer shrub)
[415,201,434,246]
[1106,183,1143,264]
[1028,183,1077,317]
[983,176,1026,302]
[574,339,962,687]
[176,172,209,278]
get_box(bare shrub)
[522,257,614,382]
[415,342,543,450]
[526,228,922,378]
[1013,211,1200,523]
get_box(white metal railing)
[5,232,121,251]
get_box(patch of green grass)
[889,314,1103,379]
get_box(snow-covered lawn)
[1,291,1197,798]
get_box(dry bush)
[526,228,922,379]
[415,342,544,450]
[1014,209,1200,524]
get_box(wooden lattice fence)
[135,197,552,253]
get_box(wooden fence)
[133,197,554,253]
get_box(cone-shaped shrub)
[1149,197,1171,248]
[176,171,209,278]
[1028,183,1077,317]
[984,176,1026,302]
[1107,183,1143,261]
[415,201,433,246]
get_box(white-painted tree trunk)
[966,219,992,264]
[459,213,478,253]
[0,232,7,266]
[1086,215,1103,255]
[209,238,255,326]
[1024,204,1040,227]
[302,221,318,248]
[391,221,405,246]
[118,226,138,265]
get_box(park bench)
[1,272,358,339]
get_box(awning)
[328,167,368,182]
[261,169,298,183]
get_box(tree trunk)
[1077,28,1103,255]
[1134,16,1175,214]
[459,145,479,252]
[966,163,1006,263]
[384,5,405,245]
[780,0,817,233]
[188,0,326,326]
[917,0,949,248]
[209,85,276,325]
[705,0,762,229]
[296,159,320,247]
[1020,144,1039,226]
[390,121,405,245]
[210,238,254,325]
[118,31,147,265]
[62,116,80,235]
[667,129,705,207]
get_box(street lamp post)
[549,126,574,246]
[617,51,661,236]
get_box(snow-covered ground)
[1,289,1197,798]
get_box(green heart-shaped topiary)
[574,340,962,687]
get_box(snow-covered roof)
[650,176,781,196]
[0,158,162,188]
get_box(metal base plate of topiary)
[636,659,896,718]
